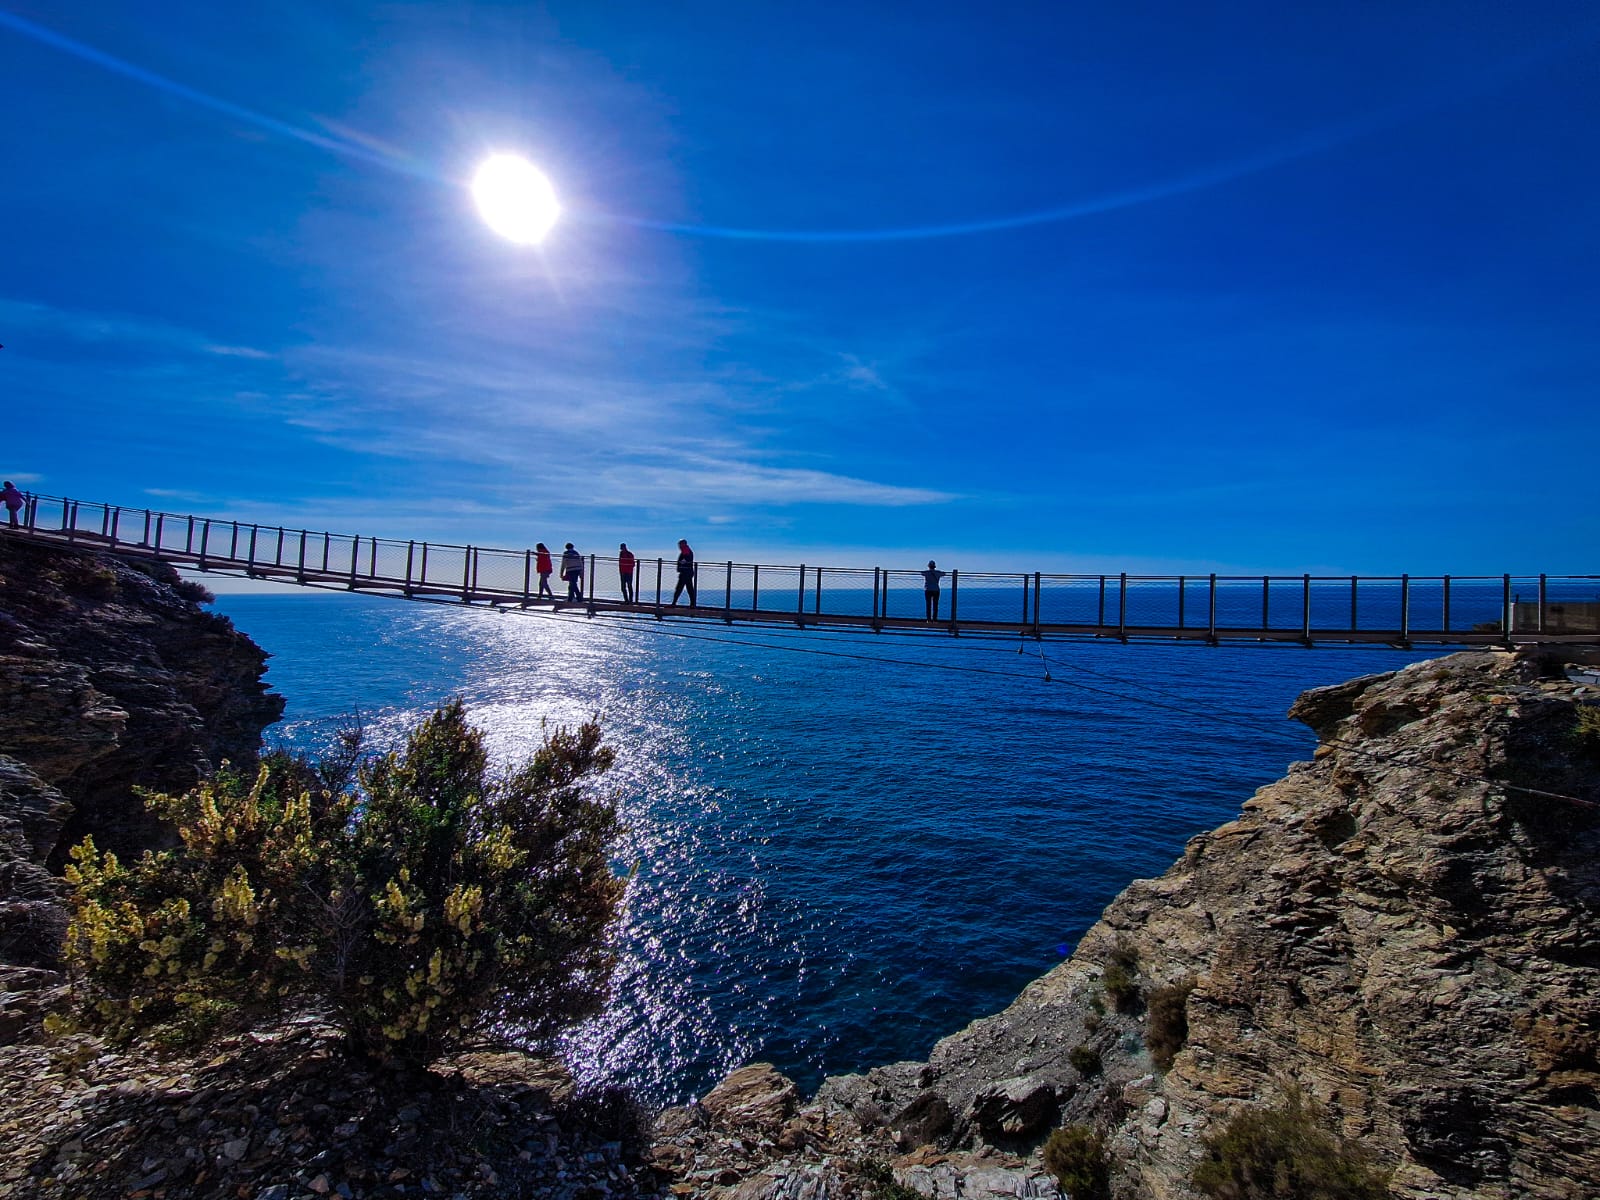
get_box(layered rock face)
[656,652,1600,1199]
[0,536,283,978]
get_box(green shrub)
[1042,1124,1110,1200]
[850,1159,926,1200]
[1146,978,1196,1070]
[1101,937,1140,1012]
[62,700,624,1069]
[1192,1090,1390,1200]
[1069,1043,1102,1076]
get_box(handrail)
[6,492,1599,645]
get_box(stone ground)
[0,1013,656,1200]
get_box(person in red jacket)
[535,542,554,600]
[618,542,637,603]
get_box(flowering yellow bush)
[62,701,624,1067]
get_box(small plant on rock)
[1146,978,1197,1070]
[1100,937,1140,1012]
[62,700,625,1069]
[1192,1089,1391,1200]
[1042,1124,1111,1200]
[1069,1043,1102,1077]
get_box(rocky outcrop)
[654,651,1600,1199]
[0,535,283,985]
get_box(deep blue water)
[212,590,1436,1102]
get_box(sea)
[212,590,1436,1103]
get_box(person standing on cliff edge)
[671,539,697,606]
[921,560,947,621]
[618,542,637,603]
[1,481,23,529]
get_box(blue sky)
[2,1,1597,575]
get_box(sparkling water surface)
[213,591,1435,1102]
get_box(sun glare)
[471,154,559,245]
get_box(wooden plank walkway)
[7,494,1599,649]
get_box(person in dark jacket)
[0,482,23,529]
[560,542,584,602]
[671,539,696,606]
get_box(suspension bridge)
[7,493,1598,648]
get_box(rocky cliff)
[0,536,283,982]
[652,651,1600,1200]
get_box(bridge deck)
[7,494,1598,649]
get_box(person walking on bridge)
[535,542,555,600]
[671,539,697,606]
[561,542,584,602]
[1,481,23,529]
[921,560,947,622]
[618,542,636,603]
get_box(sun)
[471,154,560,245]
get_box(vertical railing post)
[1442,575,1451,636]
[462,546,473,601]
[949,569,959,632]
[100,505,110,538]
[296,531,307,584]
[1207,573,1217,644]
[522,549,532,607]
[182,515,192,554]
[321,533,331,573]
[247,525,258,571]
[752,564,760,611]
[1301,574,1312,645]
[1502,573,1513,642]
[154,514,164,553]
[796,565,806,622]
[110,508,121,549]
[1021,573,1029,628]
[1033,572,1042,638]
[141,510,150,546]
[656,557,664,616]
[63,500,76,543]
[588,553,596,614]
[723,561,733,621]
[349,535,360,588]
[199,520,211,571]
[1118,572,1128,641]
[1178,575,1186,630]
[873,568,881,624]
[275,527,285,567]
[1098,576,1107,628]
[1261,576,1270,630]
[405,540,416,596]
[1538,574,1548,634]
[368,538,378,579]
[1400,574,1411,644]
[1351,575,1359,631]
[420,543,430,587]
[228,522,238,562]
[814,567,823,615]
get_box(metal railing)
[8,493,1599,645]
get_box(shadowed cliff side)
[0,536,283,983]
[652,651,1600,1200]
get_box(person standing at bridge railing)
[618,542,636,603]
[561,542,584,602]
[535,542,555,600]
[0,481,23,529]
[671,538,697,607]
[921,560,947,621]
